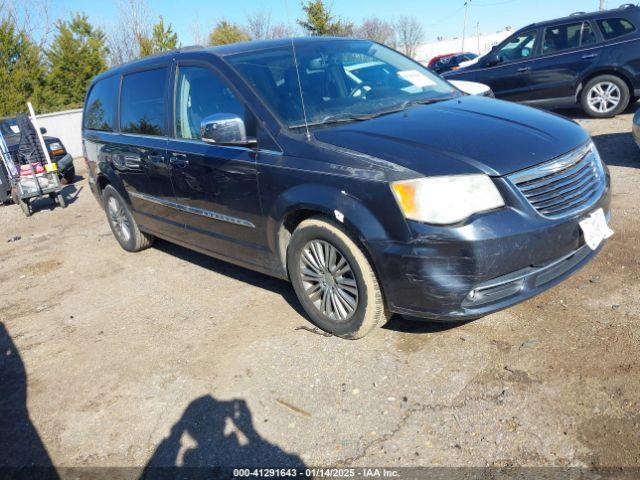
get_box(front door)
[474,29,540,101]
[167,63,270,267]
[112,66,183,238]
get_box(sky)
[46,0,617,45]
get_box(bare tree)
[395,16,424,58]
[356,17,396,48]
[246,10,297,40]
[246,9,272,40]
[1,0,53,47]
[106,0,151,66]
[267,23,297,39]
[189,17,206,46]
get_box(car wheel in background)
[62,166,76,184]
[581,75,630,118]
[287,217,390,339]
[102,185,154,252]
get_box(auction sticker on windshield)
[579,208,613,250]
[398,70,436,88]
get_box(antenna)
[284,0,311,141]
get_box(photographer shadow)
[0,322,58,479]
[141,395,305,479]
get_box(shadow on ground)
[141,395,305,478]
[592,132,640,168]
[383,314,471,334]
[553,99,640,120]
[154,240,309,320]
[0,323,59,479]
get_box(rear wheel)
[287,217,390,339]
[62,166,75,184]
[581,75,630,118]
[102,185,153,252]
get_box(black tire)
[62,166,75,184]
[19,198,31,217]
[581,75,630,118]
[102,185,154,252]
[287,217,390,339]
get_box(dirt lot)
[1,106,639,474]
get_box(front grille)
[508,143,605,219]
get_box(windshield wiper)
[400,96,459,110]
[288,96,459,130]
[289,113,375,130]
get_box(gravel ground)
[1,105,639,474]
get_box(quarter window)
[543,22,597,54]
[120,68,167,136]
[597,18,636,40]
[175,66,246,140]
[495,30,538,63]
[84,75,119,131]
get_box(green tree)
[139,16,178,57]
[297,0,352,36]
[208,20,250,46]
[0,20,46,116]
[45,13,108,110]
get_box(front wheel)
[581,75,630,118]
[287,217,390,339]
[102,185,154,252]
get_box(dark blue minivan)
[83,38,612,338]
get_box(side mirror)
[40,127,47,134]
[200,113,256,147]
[482,54,501,67]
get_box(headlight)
[391,174,505,225]
[48,142,62,151]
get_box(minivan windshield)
[227,39,459,129]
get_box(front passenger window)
[175,66,248,140]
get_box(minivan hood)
[313,96,590,177]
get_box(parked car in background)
[84,38,611,339]
[430,52,478,74]
[634,109,640,149]
[427,53,458,69]
[449,80,495,97]
[445,4,640,118]
[0,116,75,202]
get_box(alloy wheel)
[299,240,359,322]
[107,196,131,244]
[587,82,621,114]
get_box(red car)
[427,53,458,69]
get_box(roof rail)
[618,3,638,8]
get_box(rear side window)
[543,22,597,54]
[84,75,119,131]
[120,68,167,136]
[597,18,636,40]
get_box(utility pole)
[476,21,480,54]
[599,0,606,10]
[462,0,471,52]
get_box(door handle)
[581,53,598,59]
[517,66,531,73]
[169,156,189,168]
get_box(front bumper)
[368,180,611,320]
